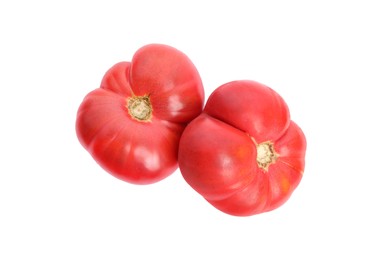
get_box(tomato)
[76,44,204,184]
[178,80,306,216]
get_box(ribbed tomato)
[76,44,204,184]
[178,80,306,216]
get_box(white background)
[1,0,389,259]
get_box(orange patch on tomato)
[281,176,291,193]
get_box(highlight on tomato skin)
[76,44,205,185]
[178,80,307,216]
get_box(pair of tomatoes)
[76,44,306,216]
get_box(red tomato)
[178,80,306,216]
[76,44,204,184]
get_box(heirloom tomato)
[178,80,306,216]
[76,44,204,184]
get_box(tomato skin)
[204,80,290,142]
[178,81,306,216]
[178,114,258,201]
[76,44,204,184]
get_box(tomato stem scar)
[254,140,278,171]
[127,95,152,121]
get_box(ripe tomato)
[76,44,204,184]
[178,80,306,216]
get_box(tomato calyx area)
[127,95,152,121]
[252,139,278,171]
